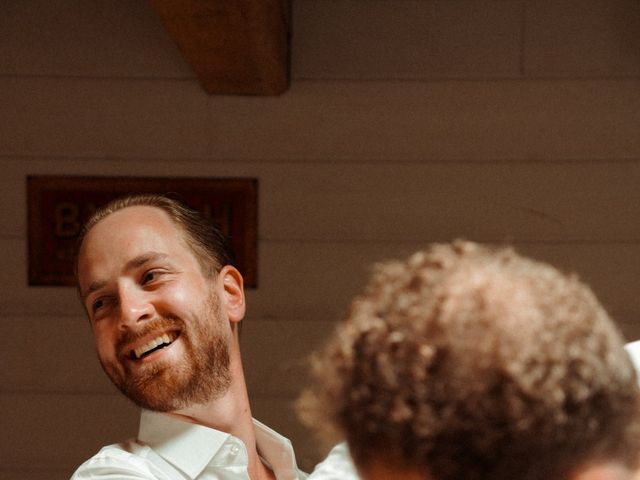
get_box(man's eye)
[92,298,105,312]
[142,270,160,284]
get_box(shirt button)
[230,444,240,456]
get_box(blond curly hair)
[299,241,640,480]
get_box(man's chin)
[122,372,232,412]
[121,381,191,412]
[109,365,190,411]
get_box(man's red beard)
[100,295,231,412]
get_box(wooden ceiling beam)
[150,0,290,95]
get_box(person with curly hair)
[301,241,640,480]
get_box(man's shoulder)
[70,441,169,480]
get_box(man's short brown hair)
[75,193,235,278]
[300,241,640,480]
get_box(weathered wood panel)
[293,0,522,79]
[4,0,640,81]
[525,0,640,76]
[204,80,640,161]
[0,393,138,469]
[3,79,639,160]
[0,469,72,480]
[0,78,210,158]
[0,0,191,78]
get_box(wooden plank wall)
[1,0,640,477]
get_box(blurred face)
[575,464,636,480]
[359,458,427,480]
[361,459,636,480]
[77,206,231,411]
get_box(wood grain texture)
[0,469,73,480]
[3,79,638,160]
[6,0,638,81]
[293,0,522,79]
[150,0,290,94]
[0,393,138,469]
[525,0,640,76]
[0,0,191,78]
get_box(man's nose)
[118,285,154,328]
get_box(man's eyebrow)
[124,252,169,271]
[81,279,107,303]
[80,252,170,302]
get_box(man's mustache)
[115,316,184,354]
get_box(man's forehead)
[94,204,173,228]
[78,206,188,271]
[83,206,180,244]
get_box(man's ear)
[218,265,245,324]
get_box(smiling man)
[71,194,306,480]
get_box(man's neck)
[167,349,275,480]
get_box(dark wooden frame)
[27,176,258,287]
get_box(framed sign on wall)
[27,176,258,287]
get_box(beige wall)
[2,0,640,478]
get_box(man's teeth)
[134,334,173,359]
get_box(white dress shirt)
[625,340,640,385]
[306,443,359,480]
[71,410,308,480]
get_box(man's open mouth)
[129,332,179,360]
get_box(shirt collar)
[137,410,302,479]
[138,409,228,478]
[253,420,300,478]
[625,340,640,385]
